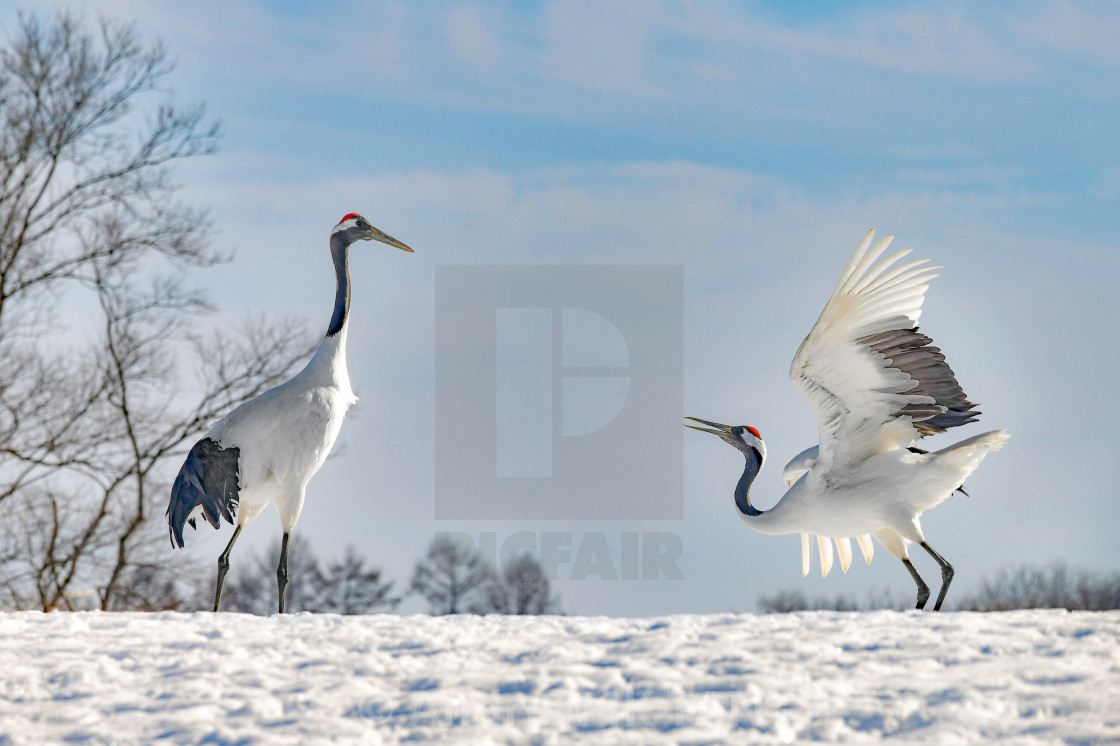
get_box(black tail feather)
[167,438,241,548]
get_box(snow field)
[0,609,1117,744]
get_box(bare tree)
[472,552,561,615]
[323,545,398,614]
[218,538,398,615]
[105,564,189,611]
[410,534,490,615]
[955,563,1120,611]
[757,590,814,614]
[0,12,313,610]
[757,587,903,614]
[220,535,326,615]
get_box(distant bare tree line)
[758,587,907,614]
[217,536,399,616]
[759,563,1120,613]
[220,534,561,616]
[37,532,562,617]
[954,563,1120,612]
[410,534,561,616]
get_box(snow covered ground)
[0,610,1116,744]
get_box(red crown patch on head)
[745,426,761,440]
[339,213,360,223]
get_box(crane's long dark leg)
[277,532,291,614]
[214,524,243,612]
[903,558,930,610]
[920,541,954,611]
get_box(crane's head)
[332,213,414,252]
[684,417,766,465]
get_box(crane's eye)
[356,219,366,228]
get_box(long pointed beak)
[369,226,414,253]
[684,416,732,435]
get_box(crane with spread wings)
[687,230,1008,610]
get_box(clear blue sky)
[9,1,1120,614]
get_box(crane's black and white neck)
[733,443,764,518]
[326,226,353,338]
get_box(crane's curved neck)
[302,234,353,390]
[734,447,764,517]
[326,234,351,338]
[732,448,803,535]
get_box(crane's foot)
[213,525,242,612]
[276,532,290,614]
[903,558,930,609]
[214,565,228,613]
[921,542,954,611]
[933,565,954,611]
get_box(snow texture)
[0,610,1117,744]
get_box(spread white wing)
[789,229,978,474]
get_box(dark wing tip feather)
[859,327,980,437]
[166,438,241,548]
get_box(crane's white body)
[772,431,1008,576]
[206,327,356,533]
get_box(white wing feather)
[782,446,818,487]
[834,537,852,573]
[817,535,834,577]
[856,534,875,564]
[800,533,811,577]
[789,229,944,470]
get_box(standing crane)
[167,213,413,613]
[686,230,1008,610]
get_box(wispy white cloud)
[1019,0,1120,67]
[191,159,1093,305]
[443,5,501,72]
[674,3,1032,82]
[30,1,1116,123]
[540,1,666,96]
